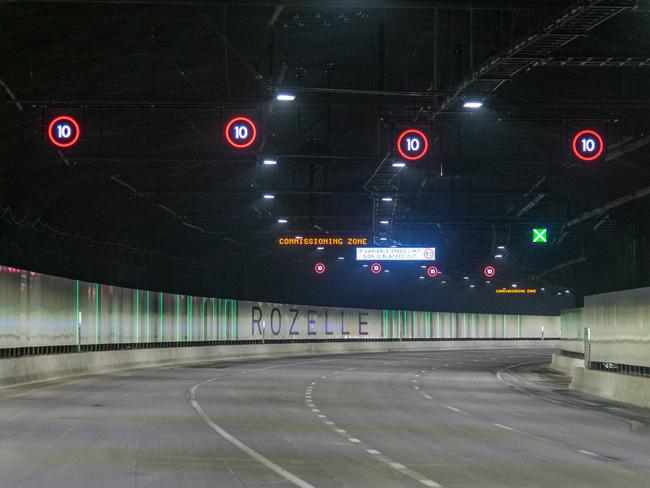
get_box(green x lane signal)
[532,228,547,243]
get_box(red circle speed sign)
[484,265,496,278]
[396,128,429,161]
[370,262,382,274]
[48,115,80,148]
[225,116,257,149]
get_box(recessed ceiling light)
[295,236,303,239]
[263,158,278,165]
[277,218,288,223]
[392,162,406,168]
[276,93,295,101]
[419,276,425,279]
[463,101,483,108]
[470,284,475,288]
[379,237,388,241]
[441,280,447,284]
[512,284,517,288]
[263,194,275,199]
[379,220,389,224]
[463,276,469,280]
[316,246,324,250]
[381,197,393,202]
[497,246,505,250]
[420,265,426,269]
[495,254,503,258]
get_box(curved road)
[1,348,650,487]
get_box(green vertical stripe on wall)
[503,314,507,337]
[176,295,180,341]
[424,312,429,339]
[75,280,80,346]
[145,291,150,343]
[211,298,215,340]
[217,299,221,340]
[488,313,493,338]
[95,283,99,345]
[201,298,205,340]
[232,300,237,340]
[187,296,193,341]
[517,315,521,338]
[472,313,477,338]
[159,292,163,342]
[135,289,139,343]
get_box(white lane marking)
[389,462,405,469]
[320,376,327,379]
[335,429,347,434]
[421,480,439,487]
[415,374,420,377]
[311,409,320,413]
[310,382,316,386]
[325,421,335,425]
[190,384,316,488]
[348,438,361,443]
[579,449,601,458]
[446,405,460,413]
[367,449,380,455]
[423,394,432,399]
[414,386,420,390]
[333,372,340,375]
[318,414,326,418]
[493,423,514,431]
[444,364,449,367]
[421,370,426,373]
[412,380,417,383]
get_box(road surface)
[1,348,649,487]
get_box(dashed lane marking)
[493,423,514,431]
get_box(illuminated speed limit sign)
[314,262,326,275]
[370,262,382,274]
[572,130,604,161]
[426,265,439,278]
[48,115,80,148]
[225,116,257,149]
[484,265,496,278]
[397,128,429,161]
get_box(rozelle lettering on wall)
[251,306,369,336]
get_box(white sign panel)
[355,247,436,261]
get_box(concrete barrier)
[550,353,584,375]
[0,340,558,388]
[570,367,650,409]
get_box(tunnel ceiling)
[1,0,649,313]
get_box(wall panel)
[0,266,559,350]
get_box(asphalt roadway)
[1,347,650,488]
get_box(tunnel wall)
[585,286,650,368]
[0,265,559,351]
[560,307,584,355]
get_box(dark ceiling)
[1,0,649,315]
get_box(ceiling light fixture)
[276,93,296,101]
